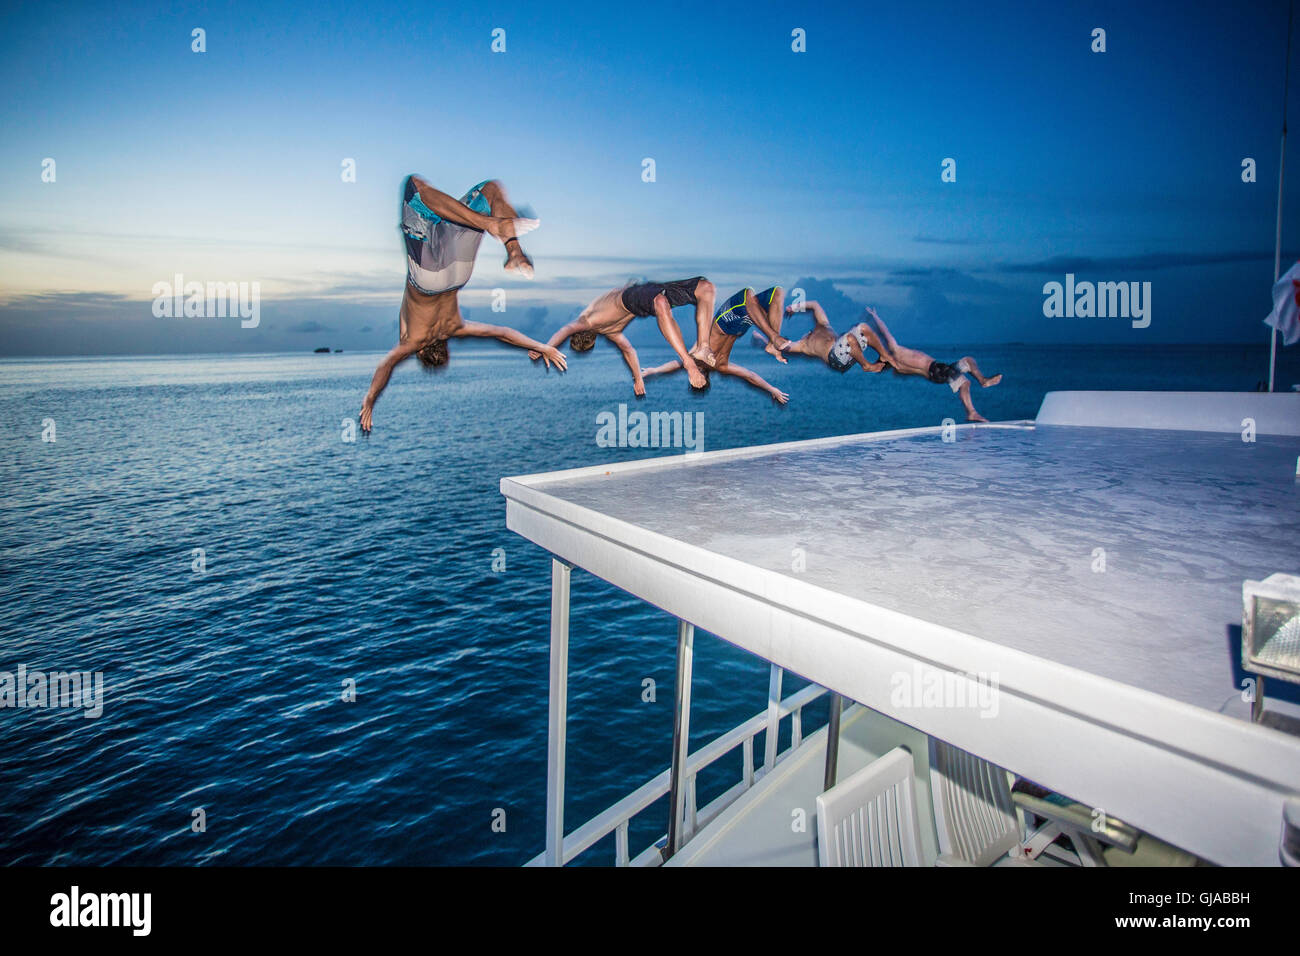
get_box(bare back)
[401,284,464,345]
[578,288,635,335]
[798,325,838,361]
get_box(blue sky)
[0,0,1297,353]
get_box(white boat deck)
[503,391,1300,865]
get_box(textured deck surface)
[536,425,1300,713]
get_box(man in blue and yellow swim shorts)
[707,286,793,366]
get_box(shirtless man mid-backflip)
[359,175,566,432]
[860,307,1002,422]
[751,299,889,374]
[534,277,716,395]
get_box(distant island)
[313,347,344,353]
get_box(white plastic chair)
[928,738,1035,866]
[816,746,923,867]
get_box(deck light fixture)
[1242,573,1300,721]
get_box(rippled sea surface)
[0,343,1294,865]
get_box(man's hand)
[865,306,880,320]
[359,399,375,433]
[633,378,646,397]
[533,346,567,371]
[771,388,790,405]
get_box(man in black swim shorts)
[532,277,716,395]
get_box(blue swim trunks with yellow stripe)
[714,286,780,336]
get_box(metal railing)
[526,679,828,867]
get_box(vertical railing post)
[615,822,630,867]
[545,558,572,866]
[665,619,695,859]
[764,664,784,770]
[823,692,843,792]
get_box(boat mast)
[1271,0,1294,392]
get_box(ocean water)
[0,342,1295,866]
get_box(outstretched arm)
[359,341,421,432]
[606,331,646,396]
[790,300,833,329]
[721,363,789,404]
[457,321,568,370]
[528,318,586,360]
[640,359,683,378]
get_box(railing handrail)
[526,682,827,866]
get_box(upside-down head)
[569,329,598,352]
[416,339,449,369]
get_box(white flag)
[1264,260,1300,346]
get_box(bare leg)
[477,179,535,278]
[411,178,503,233]
[744,290,789,362]
[850,322,894,364]
[655,294,707,388]
[864,313,933,373]
[863,310,904,358]
[956,379,987,422]
[847,335,888,372]
[958,356,1002,387]
[689,279,718,367]
[713,334,738,369]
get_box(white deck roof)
[522,422,1297,713]
[503,392,1300,865]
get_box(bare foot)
[967,412,988,423]
[682,356,707,388]
[982,374,1002,387]
[764,342,789,364]
[503,239,534,278]
[489,216,539,242]
[690,345,717,369]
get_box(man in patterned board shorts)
[358,175,566,432]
